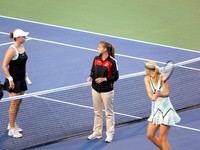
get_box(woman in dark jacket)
[87,41,119,143]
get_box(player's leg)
[8,92,22,127]
[8,92,22,138]
[147,122,162,149]
[15,91,24,119]
[159,124,171,150]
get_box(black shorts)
[3,79,27,93]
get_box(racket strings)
[162,61,174,81]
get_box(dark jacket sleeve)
[107,60,119,82]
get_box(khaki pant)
[92,88,115,137]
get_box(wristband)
[7,76,13,82]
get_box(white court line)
[0,38,33,46]
[0,70,145,102]
[0,31,165,64]
[1,31,199,72]
[0,15,200,54]
[1,91,199,131]
[34,95,143,119]
[29,36,164,63]
[0,41,14,46]
[0,31,159,62]
[0,82,90,102]
[34,95,200,132]
[173,125,200,132]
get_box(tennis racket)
[158,61,174,91]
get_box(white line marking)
[0,31,166,63]
[1,91,199,131]
[34,95,143,119]
[0,15,200,54]
[0,82,89,102]
[174,125,200,132]
[1,31,199,72]
[0,38,33,46]
[34,95,200,131]
[28,36,164,63]
[0,41,14,46]
[33,95,200,131]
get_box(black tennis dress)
[4,45,28,93]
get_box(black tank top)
[9,45,28,81]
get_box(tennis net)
[0,58,200,150]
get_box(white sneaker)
[8,128,22,138]
[87,133,102,140]
[7,123,23,132]
[105,135,113,143]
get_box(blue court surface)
[0,16,200,150]
[34,107,200,150]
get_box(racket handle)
[26,76,32,85]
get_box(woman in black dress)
[2,29,29,138]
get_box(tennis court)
[0,1,200,150]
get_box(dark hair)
[9,32,16,41]
[99,41,115,58]
[10,32,14,39]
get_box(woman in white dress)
[144,61,181,150]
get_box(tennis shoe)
[7,123,23,132]
[105,135,113,143]
[87,133,102,140]
[8,128,22,138]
